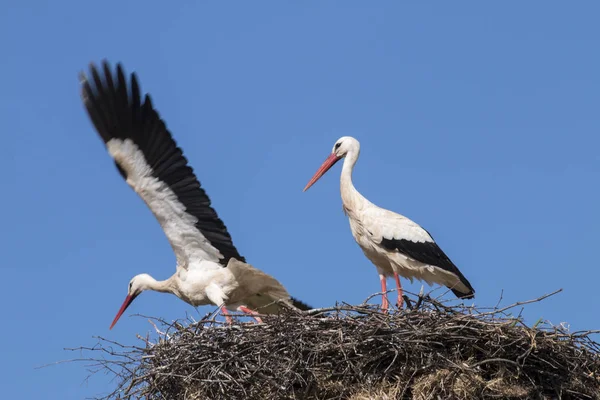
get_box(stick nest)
[76,291,600,399]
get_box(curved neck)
[340,150,365,211]
[144,275,177,294]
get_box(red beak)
[109,294,136,330]
[303,153,342,192]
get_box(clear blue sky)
[2,2,599,398]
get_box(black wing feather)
[291,297,312,311]
[80,60,245,266]
[380,236,475,299]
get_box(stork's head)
[109,274,153,329]
[303,136,360,192]
[331,136,359,158]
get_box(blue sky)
[2,1,599,398]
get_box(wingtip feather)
[452,288,475,300]
[291,297,312,311]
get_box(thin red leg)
[238,305,263,323]
[379,274,390,312]
[394,272,404,309]
[221,306,233,324]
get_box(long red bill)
[303,153,342,192]
[109,294,135,330]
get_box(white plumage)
[304,136,475,310]
[80,61,310,329]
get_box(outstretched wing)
[80,61,245,268]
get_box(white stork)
[303,136,474,310]
[80,61,310,329]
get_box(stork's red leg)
[394,272,404,308]
[379,274,390,312]
[238,305,263,323]
[221,306,233,324]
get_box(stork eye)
[334,142,341,150]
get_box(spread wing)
[80,61,245,268]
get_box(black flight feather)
[380,236,475,299]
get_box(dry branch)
[68,291,600,400]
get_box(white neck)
[139,274,177,295]
[340,150,367,212]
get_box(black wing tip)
[80,60,131,92]
[451,287,475,300]
[88,59,117,74]
[450,273,476,300]
[291,297,312,311]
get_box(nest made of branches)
[73,290,600,400]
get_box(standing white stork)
[303,136,474,310]
[80,61,310,329]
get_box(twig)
[479,288,563,316]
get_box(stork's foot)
[238,305,263,323]
[221,306,233,324]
